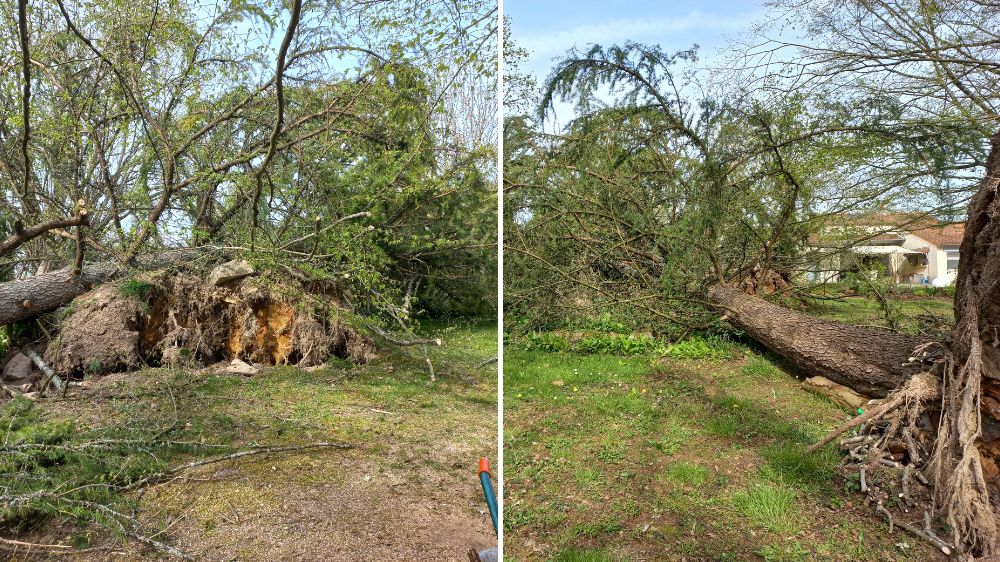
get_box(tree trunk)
[0,248,204,326]
[707,284,930,398]
[708,130,1000,554]
[0,265,114,326]
[924,130,1000,554]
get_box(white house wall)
[900,233,954,284]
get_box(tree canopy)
[0,0,498,321]
[504,2,998,333]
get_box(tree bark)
[707,285,930,398]
[0,248,204,326]
[0,212,89,258]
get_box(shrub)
[522,332,570,352]
[583,314,628,334]
[575,333,664,355]
[663,335,733,360]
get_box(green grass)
[805,294,953,335]
[664,462,709,487]
[504,317,944,560]
[551,547,617,562]
[732,477,801,535]
[119,278,154,302]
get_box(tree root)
[819,370,967,556]
[808,372,939,453]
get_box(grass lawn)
[503,295,951,561]
[1,320,497,560]
[803,294,953,335]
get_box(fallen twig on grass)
[125,441,353,491]
[0,536,71,551]
[476,356,498,368]
[24,348,64,395]
[893,515,954,556]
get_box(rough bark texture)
[707,285,930,398]
[952,131,1000,381]
[0,248,201,326]
[0,212,89,257]
[0,265,113,327]
[926,130,1000,554]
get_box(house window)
[944,246,960,272]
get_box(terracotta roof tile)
[910,223,965,246]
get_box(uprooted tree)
[505,0,1000,554]
[1,0,497,381]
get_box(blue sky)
[506,0,765,124]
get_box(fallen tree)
[706,285,930,398]
[506,8,1000,550]
[707,130,1000,555]
[0,249,202,326]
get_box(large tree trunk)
[707,284,930,398]
[0,248,203,326]
[709,131,1000,555]
[925,130,1000,554]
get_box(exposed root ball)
[44,284,147,375]
[46,274,374,376]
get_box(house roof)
[809,212,965,248]
[909,223,965,247]
[839,211,948,230]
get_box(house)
[807,214,965,286]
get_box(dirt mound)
[45,284,148,375]
[46,273,375,377]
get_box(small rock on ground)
[208,259,256,286]
[3,353,35,382]
[225,358,258,375]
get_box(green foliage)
[1,0,496,333]
[663,336,734,360]
[514,329,738,359]
[910,285,956,298]
[505,31,985,339]
[582,314,628,333]
[575,333,663,356]
[119,279,154,302]
[521,332,570,352]
[0,398,173,529]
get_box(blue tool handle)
[478,458,498,534]
[480,472,498,533]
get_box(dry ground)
[1,322,497,561]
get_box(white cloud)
[518,10,758,59]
